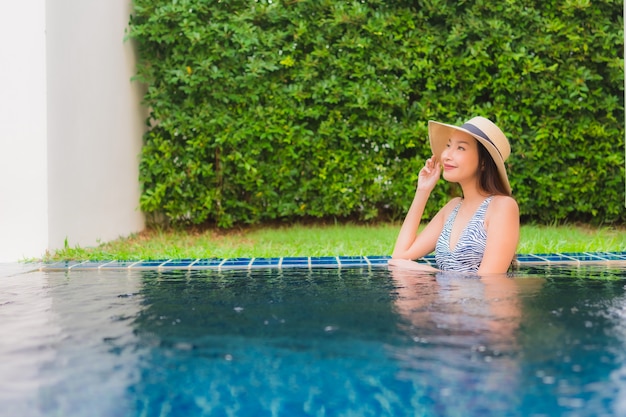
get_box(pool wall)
[39,251,626,272]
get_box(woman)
[390,116,519,275]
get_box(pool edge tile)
[38,252,626,272]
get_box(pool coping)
[36,251,626,272]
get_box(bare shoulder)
[487,195,519,221]
[438,197,463,218]
[446,196,463,208]
[490,195,519,211]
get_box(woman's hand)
[391,156,442,261]
[417,156,441,192]
[388,258,439,273]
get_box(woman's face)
[440,131,480,185]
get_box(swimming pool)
[1,257,626,416]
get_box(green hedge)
[128,0,624,227]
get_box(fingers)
[422,155,440,174]
[424,155,439,167]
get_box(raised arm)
[391,157,446,260]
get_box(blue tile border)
[36,252,626,272]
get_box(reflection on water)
[515,268,626,416]
[0,266,625,416]
[0,272,59,416]
[389,268,542,416]
[0,270,144,417]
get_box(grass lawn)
[40,222,626,262]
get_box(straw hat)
[428,116,511,193]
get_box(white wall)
[46,0,145,251]
[0,0,145,262]
[0,1,49,262]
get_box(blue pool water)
[1,264,626,416]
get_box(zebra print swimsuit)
[435,196,493,273]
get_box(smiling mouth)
[443,164,456,171]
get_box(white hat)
[428,116,511,193]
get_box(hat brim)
[428,120,511,194]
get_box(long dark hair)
[477,142,511,196]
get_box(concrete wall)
[46,0,146,251]
[0,1,50,262]
[0,0,145,262]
